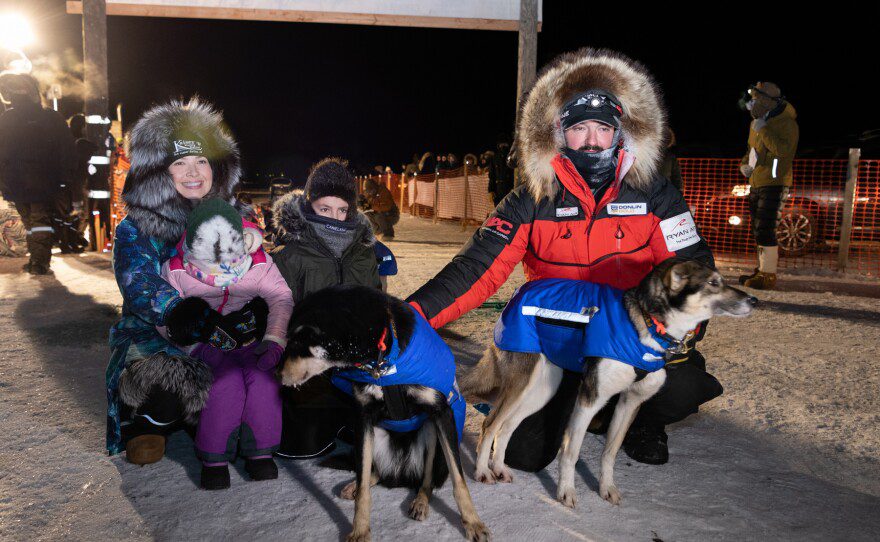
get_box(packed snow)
[1,215,878,541]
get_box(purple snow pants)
[194,343,282,462]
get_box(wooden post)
[399,174,407,215]
[461,160,470,231]
[433,172,440,224]
[514,0,537,188]
[412,175,418,217]
[837,148,861,271]
[82,0,110,251]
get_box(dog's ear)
[243,227,263,254]
[664,261,691,294]
[290,324,322,345]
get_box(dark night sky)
[6,1,877,180]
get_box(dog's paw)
[600,483,621,505]
[346,528,371,542]
[408,495,430,521]
[557,485,577,509]
[339,480,357,500]
[490,463,513,483]
[474,466,497,484]
[463,520,491,542]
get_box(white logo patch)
[607,202,647,216]
[659,211,701,251]
[555,206,578,217]
[642,352,664,362]
[173,139,203,155]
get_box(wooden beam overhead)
[66,2,542,32]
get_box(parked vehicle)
[699,183,877,257]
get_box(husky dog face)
[662,259,756,320]
[279,325,345,388]
[189,216,247,265]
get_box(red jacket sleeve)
[407,186,534,328]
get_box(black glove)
[165,297,221,346]
[217,297,269,348]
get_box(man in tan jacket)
[739,81,798,289]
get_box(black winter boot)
[623,425,669,465]
[245,457,278,481]
[201,464,231,490]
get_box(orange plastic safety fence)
[681,158,879,277]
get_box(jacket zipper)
[217,287,230,313]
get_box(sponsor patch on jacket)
[555,206,578,217]
[607,202,647,215]
[481,215,519,243]
[659,211,700,251]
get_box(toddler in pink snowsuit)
[160,198,293,490]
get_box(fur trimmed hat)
[122,97,241,242]
[304,157,357,210]
[185,198,243,249]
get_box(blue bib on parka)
[494,279,669,372]
[332,306,466,441]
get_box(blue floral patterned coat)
[106,216,184,454]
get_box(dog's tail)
[458,345,502,398]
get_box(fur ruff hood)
[272,192,376,248]
[518,48,667,201]
[122,98,242,242]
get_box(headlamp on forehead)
[738,84,784,111]
[561,89,623,130]
[576,93,620,111]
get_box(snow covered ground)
[1,215,878,541]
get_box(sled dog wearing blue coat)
[460,258,756,509]
[280,285,488,542]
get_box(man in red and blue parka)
[407,48,723,469]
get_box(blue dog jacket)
[332,305,466,441]
[494,279,672,372]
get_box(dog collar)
[354,311,399,379]
[644,313,701,360]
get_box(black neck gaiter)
[562,146,618,195]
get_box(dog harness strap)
[383,384,417,421]
[331,305,465,441]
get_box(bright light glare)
[731,184,751,197]
[0,14,35,51]
[728,215,742,226]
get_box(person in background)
[737,81,799,290]
[487,138,514,206]
[447,153,461,170]
[0,73,76,274]
[362,177,400,241]
[659,127,683,192]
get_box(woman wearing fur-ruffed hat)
[270,157,381,459]
[106,98,260,465]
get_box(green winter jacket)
[741,102,799,188]
[271,193,381,303]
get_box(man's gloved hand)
[739,164,754,178]
[253,340,285,371]
[165,297,221,346]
